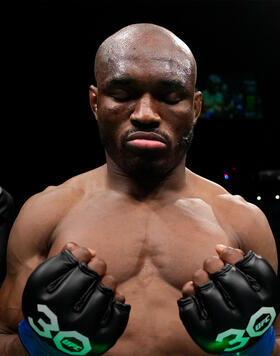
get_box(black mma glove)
[18,249,131,355]
[177,251,279,354]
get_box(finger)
[88,248,96,257]
[115,292,126,304]
[215,244,227,255]
[182,281,195,297]
[101,275,126,303]
[65,242,96,257]
[88,257,107,277]
[216,245,245,265]
[64,243,95,264]
[192,268,210,286]
[203,256,224,274]
[65,242,79,251]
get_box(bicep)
[0,234,44,333]
[238,203,278,274]
[0,195,52,332]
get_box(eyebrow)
[158,79,186,91]
[106,77,186,91]
[106,78,135,88]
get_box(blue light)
[224,174,229,180]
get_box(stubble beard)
[99,126,194,184]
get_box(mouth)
[126,131,167,149]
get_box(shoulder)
[15,167,103,225]
[14,177,85,233]
[189,170,278,272]
[212,193,271,241]
[7,169,101,268]
[189,169,271,231]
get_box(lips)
[127,131,167,143]
[126,131,167,149]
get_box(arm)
[216,194,279,354]
[0,250,43,354]
[234,199,279,355]
[0,277,30,355]
[0,186,76,355]
[0,184,130,356]
[179,192,279,355]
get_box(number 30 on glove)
[177,251,279,354]
[19,249,131,355]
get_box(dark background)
[1,0,279,248]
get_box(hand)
[177,245,279,354]
[19,243,130,355]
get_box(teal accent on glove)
[18,319,66,356]
[220,326,275,356]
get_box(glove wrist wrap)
[219,326,275,356]
[19,319,65,356]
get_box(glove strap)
[220,326,276,356]
[18,319,66,356]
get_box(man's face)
[92,51,201,180]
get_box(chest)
[50,196,236,290]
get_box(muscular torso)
[46,173,238,356]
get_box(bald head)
[94,23,197,88]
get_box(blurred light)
[257,196,261,201]
[276,195,280,200]
[223,170,229,180]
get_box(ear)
[193,91,202,124]
[89,85,98,120]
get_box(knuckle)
[204,256,224,272]
[88,258,107,274]
[102,274,117,289]
[79,246,92,256]
[203,256,216,267]
[115,293,126,303]
[222,246,235,255]
[220,247,244,264]
[193,268,203,278]
[222,247,240,259]
[103,274,116,284]
[95,258,107,269]
[192,268,210,286]
[65,242,78,251]
[71,246,93,261]
[182,281,195,296]
[193,268,208,281]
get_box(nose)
[130,93,161,128]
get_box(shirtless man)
[0,23,279,356]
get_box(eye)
[165,97,181,105]
[162,92,182,104]
[110,90,132,102]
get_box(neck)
[105,155,188,201]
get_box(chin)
[126,161,169,181]
[118,151,184,183]
[106,137,189,182]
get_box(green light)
[196,337,228,353]
[91,343,110,355]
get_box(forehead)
[100,54,193,88]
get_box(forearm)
[271,337,280,355]
[0,333,28,356]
